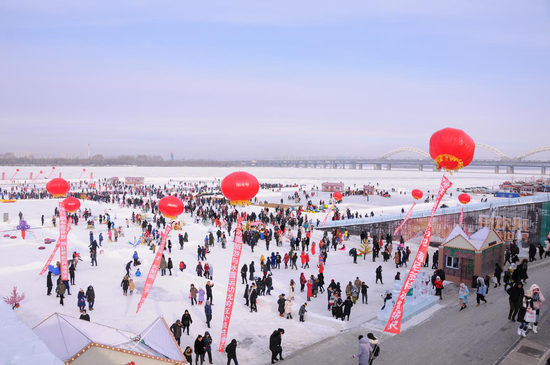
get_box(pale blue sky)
[1,1,549,159]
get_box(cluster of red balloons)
[46,178,81,212]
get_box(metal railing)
[321,194,550,228]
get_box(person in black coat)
[249,284,258,312]
[241,264,248,284]
[203,331,213,364]
[79,309,90,321]
[507,282,524,321]
[249,261,255,281]
[170,320,182,345]
[194,334,206,365]
[226,339,238,365]
[494,263,503,287]
[343,296,354,321]
[47,272,53,296]
[244,283,249,306]
[69,264,76,285]
[277,294,286,317]
[269,328,285,364]
[167,258,173,276]
[181,310,193,335]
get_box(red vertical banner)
[90,172,93,180]
[219,215,244,352]
[384,176,452,335]
[136,225,172,313]
[459,207,464,228]
[393,202,417,236]
[58,202,69,281]
[1,172,4,180]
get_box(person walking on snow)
[299,303,307,322]
[476,277,488,306]
[459,283,469,310]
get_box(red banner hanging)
[58,202,69,281]
[40,217,72,276]
[459,207,464,228]
[40,241,60,275]
[393,202,416,236]
[384,176,452,335]
[219,215,244,352]
[136,225,172,313]
[321,203,336,227]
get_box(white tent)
[33,313,185,363]
[0,302,63,365]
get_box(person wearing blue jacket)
[205,300,212,328]
[133,251,139,266]
[459,283,469,311]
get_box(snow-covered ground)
[0,166,545,364]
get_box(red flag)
[393,202,416,236]
[459,207,464,228]
[219,215,244,352]
[136,225,172,313]
[384,176,452,335]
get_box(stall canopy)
[33,313,184,363]
[0,302,63,365]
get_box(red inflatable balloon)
[159,196,184,219]
[333,191,343,201]
[411,189,423,200]
[459,193,471,204]
[63,197,81,213]
[52,167,56,170]
[430,128,475,172]
[46,178,70,197]
[221,172,260,205]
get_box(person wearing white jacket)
[284,298,293,320]
[529,284,545,333]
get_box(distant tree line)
[0,153,249,167]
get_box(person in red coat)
[300,251,306,268]
[300,273,306,292]
[435,276,444,300]
[307,280,313,301]
[304,253,310,269]
[283,254,290,269]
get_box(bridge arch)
[475,143,509,160]
[378,147,430,160]
[516,146,550,160]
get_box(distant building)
[363,185,375,195]
[125,177,144,185]
[321,182,345,192]
[438,226,504,285]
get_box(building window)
[446,256,459,269]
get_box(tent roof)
[442,225,469,245]
[0,302,63,365]
[33,313,183,362]
[67,343,183,364]
[441,225,502,251]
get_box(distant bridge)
[251,144,550,174]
